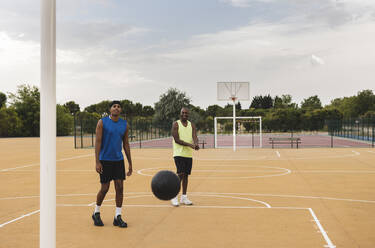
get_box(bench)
[269,137,301,149]
[198,140,207,149]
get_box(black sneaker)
[92,212,104,226]
[113,215,127,228]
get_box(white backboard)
[217,82,250,101]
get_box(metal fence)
[74,113,171,149]
[326,118,375,147]
[74,114,375,149]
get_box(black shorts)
[174,156,192,175]
[100,160,125,183]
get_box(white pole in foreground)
[40,0,56,248]
[259,117,262,148]
[214,117,217,148]
[233,98,236,151]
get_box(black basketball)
[151,170,181,201]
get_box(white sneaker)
[180,195,193,205]
[171,196,179,207]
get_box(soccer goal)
[214,116,262,148]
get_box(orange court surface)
[0,137,375,248]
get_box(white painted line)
[0,154,92,172]
[58,204,271,209]
[0,195,40,201]
[297,170,375,174]
[2,191,374,204]
[276,151,281,158]
[191,192,375,204]
[133,152,360,161]
[0,162,40,172]
[367,150,375,154]
[308,208,336,248]
[87,194,271,208]
[196,194,271,208]
[0,209,40,228]
[57,202,320,212]
[5,169,286,174]
[137,166,291,179]
[352,150,360,155]
[2,170,94,172]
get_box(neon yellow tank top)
[173,120,193,158]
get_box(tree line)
[0,84,374,137]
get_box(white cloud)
[1,0,375,109]
[135,13,375,107]
[0,32,40,93]
[310,55,325,66]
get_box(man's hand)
[194,144,200,150]
[127,166,133,176]
[96,162,103,174]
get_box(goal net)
[214,116,262,148]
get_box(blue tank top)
[99,116,127,161]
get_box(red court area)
[130,133,373,149]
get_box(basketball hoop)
[217,82,250,151]
[217,82,249,101]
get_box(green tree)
[355,90,375,116]
[236,101,242,111]
[206,104,224,117]
[8,85,40,137]
[267,108,302,132]
[85,100,110,116]
[274,94,297,109]
[76,111,100,134]
[57,104,74,136]
[153,88,191,130]
[328,97,355,117]
[120,100,135,118]
[301,95,322,110]
[362,110,375,119]
[202,116,214,133]
[0,107,22,137]
[250,95,273,109]
[0,92,6,108]
[63,101,80,115]
[134,103,143,116]
[302,109,325,131]
[142,105,155,117]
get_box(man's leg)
[96,182,110,206]
[92,182,110,226]
[180,157,193,205]
[113,179,127,227]
[114,179,124,208]
[179,173,188,195]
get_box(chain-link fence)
[74,113,172,149]
[74,113,375,149]
[326,118,375,147]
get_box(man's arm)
[95,119,103,174]
[172,121,195,149]
[123,125,133,176]
[192,123,199,150]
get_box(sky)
[0,0,374,110]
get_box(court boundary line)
[0,209,40,228]
[137,166,291,179]
[1,191,375,204]
[56,202,334,248]
[0,153,93,172]
[0,149,365,174]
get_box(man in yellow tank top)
[171,107,199,206]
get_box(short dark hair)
[109,100,121,108]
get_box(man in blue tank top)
[92,101,133,228]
